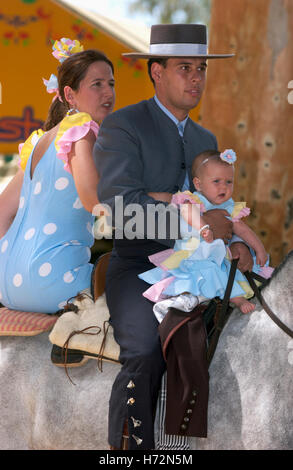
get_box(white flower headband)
[198,149,237,170]
[42,38,84,102]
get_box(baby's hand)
[256,248,268,267]
[200,226,214,243]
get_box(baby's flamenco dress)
[0,113,99,313]
[139,191,274,303]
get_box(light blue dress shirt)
[154,95,190,191]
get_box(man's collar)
[154,95,189,128]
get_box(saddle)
[49,252,121,374]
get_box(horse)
[0,251,292,450]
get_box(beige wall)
[201,0,293,265]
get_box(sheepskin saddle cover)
[49,292,120,362]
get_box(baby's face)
[193,161,234,205]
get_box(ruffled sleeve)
[18,129,45,171]
[55,112,99,173]
[231,201,251,221]
[171,191,205,212]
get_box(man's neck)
[154,95,188,123]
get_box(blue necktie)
[177,122,189,191]
[177,121,184,138]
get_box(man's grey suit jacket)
[94,98,217,251]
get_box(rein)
[207,258,293,366]
[244,270,293,339]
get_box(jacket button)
[181,424,187,430]
[189,399,196,405]
[181,162,186,169]
[127,380,135,389]
[186,408,193,414]
[192,390,197,396]
[183,417,190,422]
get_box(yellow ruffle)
[179,190,203,205]
[19,129,45,171]
[55,112,93,153]
[231,201,247,218]
[237,281,254,299]
[161,237,200,269]
[161,250,191,270]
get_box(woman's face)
[68,61,115,122]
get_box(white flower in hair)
[220,149,237,164]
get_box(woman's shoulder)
[56,112,99,147]
[55,112,99,173]
[18,129,45,171]
[57,112,98,137]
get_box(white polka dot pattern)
[39,263,52,277]
[43,223,57,235]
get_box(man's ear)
[151,62,162,85]
[193,177,201,191]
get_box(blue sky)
[62,0,154,26]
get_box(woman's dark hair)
[147,58,168,86]
[43,49,114,131]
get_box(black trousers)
[105,249,166,450]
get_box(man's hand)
[202,209,233,243]
[230,242,253,272]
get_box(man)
[94,24,253,450]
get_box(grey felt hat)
[123,24,234,59]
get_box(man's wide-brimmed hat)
[123,24,234,59]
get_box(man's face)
[152,58,207,121]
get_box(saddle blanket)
[0,307,57,336]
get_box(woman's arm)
[0,169,24,238]
[232,219,267,265]
[69,130,99,213]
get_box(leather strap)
[207,258,238,366]
[244,271,293,339]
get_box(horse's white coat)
[1,252,292,450]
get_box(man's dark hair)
[147,58,168,86]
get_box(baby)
[140,149,272,314]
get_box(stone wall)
[200,0,293,265]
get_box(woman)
[0,39,115,313]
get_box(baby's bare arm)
[232,219,267,265]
